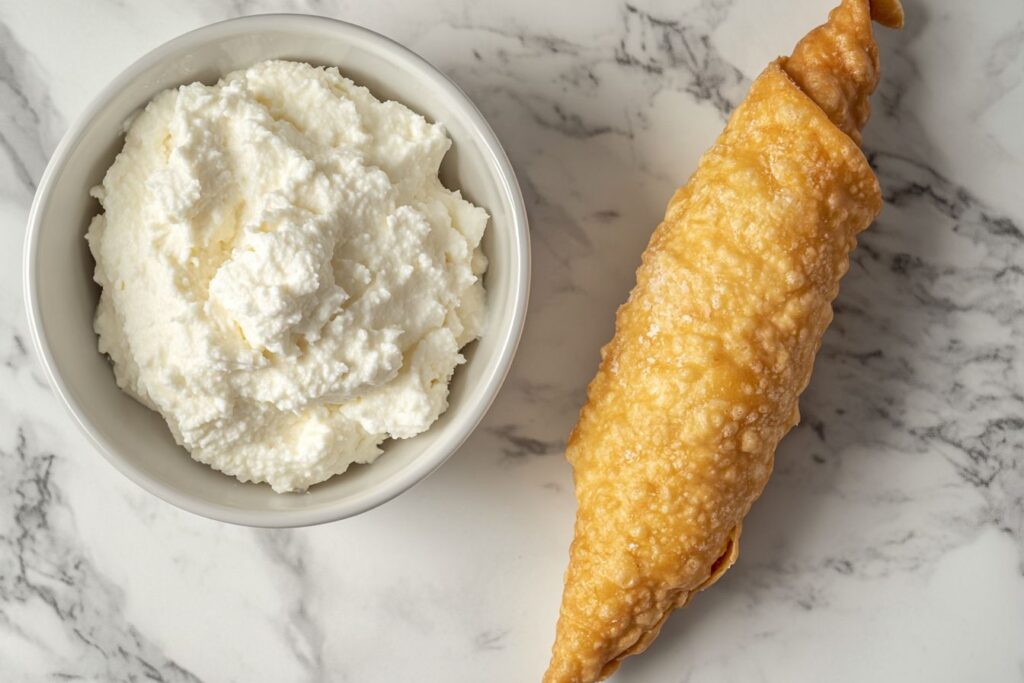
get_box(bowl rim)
[22,13,531,527]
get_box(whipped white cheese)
[87,60,487,493]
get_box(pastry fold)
[544,1,902,681]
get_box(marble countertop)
[2,0,1022,680]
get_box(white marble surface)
[3,0,1023,680]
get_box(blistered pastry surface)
[544,63,882,683]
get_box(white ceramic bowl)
[23,15,530,527]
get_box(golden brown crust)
[543,2,901,680]
[542,3,899,672]
[869,0,905,30]
[543,65,881,683]
[783,0,901,143]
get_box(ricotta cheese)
[87,60,488,493]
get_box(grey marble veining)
[1,0,1022,681]
[0,425,201,681]
[0,22,54,201]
